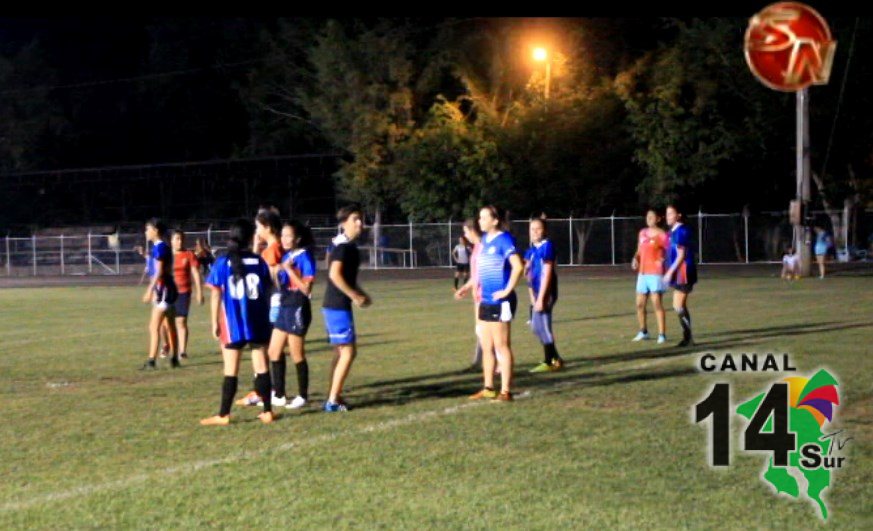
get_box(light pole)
[533,47,550,101]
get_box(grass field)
[0,270,871,528]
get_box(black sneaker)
[140,359,157,370]
[170,356,181,368]
[677,338,695,347]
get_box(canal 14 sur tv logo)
[693,353,850,520]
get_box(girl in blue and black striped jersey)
[267,221,317,410]
[469,205,524,402]
[140,218,180,370]
[663,204,697,347]
[526,217,564,373]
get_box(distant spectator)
[194,238,215,276]
[813,226,832,279]
[781,246,799,280]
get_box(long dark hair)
[481,205,508,231]
[255,209,281,238]
[226,219,254,281]
[287,220,315,250]
[146,217,167,239]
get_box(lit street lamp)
[532,47,550,101]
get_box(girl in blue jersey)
[200,219,276,426]
[267,221,317,410]
[663,204,697,347]
[141,218,180,370]
[526,217,565,373]
[470,205,524,402]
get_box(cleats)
[258,411,276,424]
[632,331,650,341]
[469,388,498,400]
[529,362,552,373]
[286,396,308,409]
[235,391,261,407]
[492,391,513,402]
[323,401,349,412]
[657,334,667,344]
[199,415,230,426]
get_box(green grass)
[0,272,871,529]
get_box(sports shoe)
[286,396,308,409]
[492,391,513,402]
[550,358,565,371]
[323,401,349,412]
[170,356,181,368]
[529,362,552,373]
[469,388,498,400]
[657,334,667,344]
[179,352,189,360]
[140,359,157,370]
[677,337,695,347]
[271,393,287,407]
[199,415,230,426]
[632,331,650,341]
[258,411,276,424]
[235,391,261,407]
[159,345,170,359]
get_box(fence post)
[408,219,414,269]
[744,212,750,263]
[207,225,212,247]
[116,247,120,275]
[448,218,453,267]
[610,214,616,265]
[5,235,10,276]
[60,235,65,275]
[32,234,37,276]
[87,232,93,274]
[568,216,574,266]
[698,209,704,264]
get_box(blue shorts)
[322,308,356,345]
[275,299,312,337]
[636,274,665,295]
[814,244,828,257]
[174,292,191,317]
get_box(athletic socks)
[295,360,309,400]
[677,308,692,340]
[454,277,459,289]
[255,372,272,413]
[270,358,287,399]
[544,343,561,364]
[219,376,238,416]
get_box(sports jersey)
[172,250,199,294]
[151,240,175,288]
[478,231,518,304]
[668,223,697,286]
[527,239,558,299]
[470,242,482,304]
[206,252,272,345]
[323,234,360,311]
[638,228,668,275]
[278,248,317,294]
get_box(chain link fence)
[3,210,872,276]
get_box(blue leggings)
[530,309,555,345]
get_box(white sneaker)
[657,334,667,344]
[286,395,308,409]
[271,393,287,407]
[632,331,650,341]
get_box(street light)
[532,47,550,101]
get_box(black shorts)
[275,298,312,337]
[153,282,178,309]
[223,340,267,350]
[456,263,470,273]
[174,292,191,317]
[673,283,695,294]
[478,297,517,323]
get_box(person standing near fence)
[663,204,697,347]
[527,217,565,373]
[194,238,214,276]
[452,236,472,290]
[166,229,204,360]
[454,218,485,372]
[631,209,668,344]
[140,218,180,370]
[813,225,832,279]
[200,219,275,426]
[322,204,371,412]
[469,205,523,402]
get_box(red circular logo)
[744,2,836,91]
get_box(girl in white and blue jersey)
[526,217,564,373]
[469,205,524,402]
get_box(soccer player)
[454,218,484,371]
[236,208,285,407]
[322,204,371,412]
[162,229,204,360]
[526,217,565,373]
[631,209,668,344]
[200,219,275,426]
[267,221,317,410]
[663,204,697,347]
[781,246,800,280]
[140,218,180,370]
[813,226,832,279]
[452,236,472,290]
[469,205,523,402]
